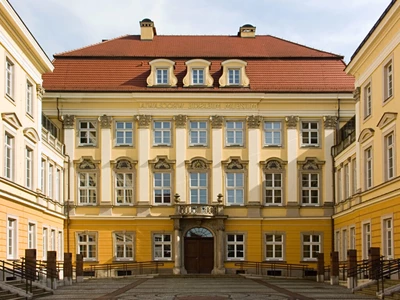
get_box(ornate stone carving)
[323,116,338,129]
[79,159,96,170]
[115,159,132,170]
[36,84,45,99]
[285,116,299,129]
[246,115,262,129]
[210,116,223,128]
[265,160,282,171]
[136,115,152,128]
[174,115,187,128]
[300,158,325,170]
[353,87,360,102]
[154,158,171,170]
[99,115,112,128]
[189,159,208,170]
[63,115,75,129]
[227,159,244,170]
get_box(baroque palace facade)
[333,0,400,262]
[41,20,355,274]
[0,0,65,262]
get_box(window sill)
[264,144,282,148]
[115,204,134,207]
[78,144,97,147]
[5,94,15,105]
[225,144,244,148]
[189,144,208,147]
[300,144,320,148]
[265,204,283,207]
[383,95,394,104]
[153,144,172,147]
[115,144,133,148]
[301,204,320,207]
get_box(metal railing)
[234,261,313,278]
[1,260,33,294]
[83,261,164,278]
[374,258,400,295]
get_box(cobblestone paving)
[38,276,378,300]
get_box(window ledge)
[264,144,282,148]
[153,144,171,147]
[226,144,244,148]
[189,144,208,147]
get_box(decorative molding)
[210,115,224,128]
[36,84,45,99]
[136,115,152,128]
[183,59,213,87]
[78,159,97,170]
[285,116,299,129]
[149,155,176,171]
[63,115,75,129]
[99,115,112,129]
[358,128,375,143]
[377,112,397,129]
[323,116,338,129]
[147,59,177,87]
[222,157,248,170]
[353,87,360,102]
[115,159,133,170]
[186,157,211,170]
[261,157,287,172]
[298,157,325,170]
[2,112,22,129]
[246,115,262,129]
[219,59,249,87]
[174,115,187,128]
[23,127,40,143]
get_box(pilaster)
[100,115,112,204]
[63,115,75,204]
[174,115,187,202]
[323,116,337,205]
[285,116,299,204]
[137,115,151,203]
[36,85,44,193]
[246,115,262,204]
[354,88,361,193]
[211,116,223,201]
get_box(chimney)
[140,18,156,41]
[238,24,256,38]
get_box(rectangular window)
[190,173,207,204]
[352,159,357,195]
[365,147,373,189]
[156,69,168,84]
[301,173,319,205]
[385,133,395,180]
[78,172,97,205]
[5,59,13,97]
[342,229,348,261]
[115,173,134,205]
[265,173,282,205]
[383,218,393,259]
[57,231,63,260]
[226,121,244,146]
[337,170,342,203]
[48,163,53,198]
[153,173,171,204]
[264,121,282,146]
[227,234,244,260]
[115,121,133,146]
[349,227,356,249]
[265,234,283,260]
[228,69,240,85]
[189,121,207,146]
[384,60,393,100]
[344,164,350,199]
[50,229,56,251]
[364,83,372,118]
[7,217,17,259]
[41,159,46,193]
[114,232,134,261]
[79,121,97,146]
[192,69,204,85]
[25,147,33,189]
[301,121,319,146]
[55,169,61,202]
[153,233,171,260]
[77,233,97,261]
[28,223,36,249]
[42,227,48,259]
[26,81,33,116]
[153,121,171,146]
[303,234,320,260]
[362,223,371,259]
[4,134,13,179]
[226,173,244,205]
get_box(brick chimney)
[238,24,256,38]
[140,18,156,41]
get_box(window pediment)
[298,157,325,170]
[222,157,248,171]
[186,157,211,170]
[377,112,397,129]
[149,155,175,171]
[111,157,137,170]
[2,112,22,129]
[74,157,100,170]
[147,59,177,87]
[183,59,213,87]
[219,59,249,87]
[261,158,287,172]
[24,127,40,143]
[358,128,375,143]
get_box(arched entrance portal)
[184,227,214,273]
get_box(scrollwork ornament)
[99,115,112,129]
[246,115,262,129]
[323,116,338,129]
[63,115,75,129]
[36,84,45,99]
[174,115,187,128]
[353,87,360,102]
[285,116,299,129]
[136,115,152,128]
[210,115,224,128]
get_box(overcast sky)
[9,0,390,62]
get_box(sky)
[8,0,391,63]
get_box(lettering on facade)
[139,102,258,110]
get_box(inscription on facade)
[139,102,258,110]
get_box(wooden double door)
[184,237,214,273]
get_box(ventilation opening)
[117,270,132,276]
[267,270,282,276]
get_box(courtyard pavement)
[39,275,378,300]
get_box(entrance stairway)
[355,279,400,299]
[1,280,53,299]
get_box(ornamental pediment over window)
[219,59,249,87]
[147,59,178,87]
[186,157,211,170]
[183,59,214,87]
[358,128,375,143]
[222,157,248,170]
[261,158,287,172]
[377,112,397,129]
[23,127,40,143]
[298,157,325,170]
[111,157,137,170]
[149,155,176,171]
[2,112,22,129]
[75,157,100,170]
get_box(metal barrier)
[234,261,313,278]
[83,261,164,278]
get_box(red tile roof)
[43,35,354,93]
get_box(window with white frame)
[5,59,13,97]
[114,232,134,261]
[153,233,172,260]
[226,121,244,146]
[26,81,33,116]
[226,173,244,205]
[77,232,97,261]
[342,229,348,261]
[78,159,97,205]
[383,218,393,259]
[115,121,133,146]
[57,231,63,260]
[28,222,36,249]
[192,69,204,85]
[154,173,171,204]
[228,68,240,85]
[7,217,17,259]
[301,173,319,205]
[41,159,46,193]
[265,173,282,205]
[42,227,48,259]
[50,229,56,251]
[365,147,373,189]
[227,234,245,260]
[189,121,207,146]
[48,163,53,198]
[153,121,171,146]
[344,164,350,199]
[385,133,395,180]
[55,169,61,202]
[349,227,356,249]
[156,68,168,85]
[384,60,393,100]
[364,83,371,118]
[115,172,134,205]
[352,159,357,195]
[362,223,371,259]
[25,147,33,189]
[335,231,340,252]
[4,133,14,179]
[190,172,207,204]
[337,169,342,203]
[265,234,283,260]
[79,121,97,146]
[302,234,321,260]
[264,121,282,146]
[301,121,319,146]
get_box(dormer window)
[147,59,177,87]
[219,59,249,87]
[183,59,213,87]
